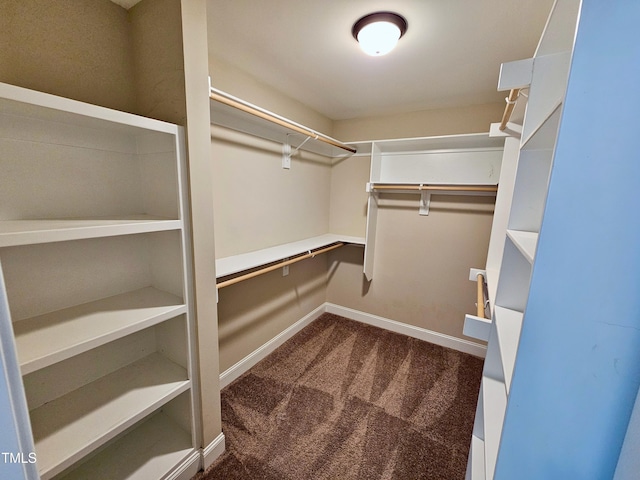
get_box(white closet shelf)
[482,376,507,480]
[14,287,186,375]
[0,217,182,247]
[352,133,504,154]
[494,306,524,394]
[0,82,179,135]
[506,229,538,264]
[61,412,194,480]
[31,353,189,480]
[209,86,356,159]
[215,234,365,279]
[521,102,563,151]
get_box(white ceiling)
[207,0,554,120]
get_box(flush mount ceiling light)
[352,11,408,57]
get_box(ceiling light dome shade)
[352,12,408,56]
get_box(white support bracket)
[498,58,534,90]
[463,314,491,342]
[419,191,431,216]
[283,134,318,169]
[469,268,487,282]
[490,121,522,139]
[469,267,490,312]
[282,142,291,169]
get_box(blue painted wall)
[496,1,640,478]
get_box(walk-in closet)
[1,1,639,479]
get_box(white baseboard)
[167,451,201,480]
[325,303,487,358]
[219,304,326,389]
[218,303,486,390]
[202,432,226,470]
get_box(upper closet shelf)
[358,133,504,185]
[209,86,356,159]
[0,82,179,135]
[216,234,365,280]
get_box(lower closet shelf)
[61,412,194,480]
[30,353,190,480]
[215,233,365,278]
[14,287,186,375]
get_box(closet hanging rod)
[370,184,498,193]
[499,88,521,131]
[217,242,345,290]
[209,87,357,155]
[476,273,486,319]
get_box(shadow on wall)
[328,246,369,296]
[217,256,328,345]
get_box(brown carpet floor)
[194,313,483,480]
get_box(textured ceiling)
[207,0,554,120]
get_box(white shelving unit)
[0,82,200,479]
[464,0,581,478]
[352,134,504,280]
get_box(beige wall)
[130,0,187,125]
[211,127,332,258]
[0,0,136,113]
[334,102,504,141]
[209,125,333,373]
[217,256,328,371]
[326,195,494,340]
[209,58,336,371]
[209,56,333,135]
[328,155,370,238]
[327,104,498,345]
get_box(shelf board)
[14,287,186,375]
[371,132,504,154]
[210,88,354,159]
[521,102,562,151]
[215,233,365,279]
[61,412,195,480]
[0,82,179,136]
[506,230,538,264]
[494,306,524,395]
[31,353,190,480]
[482,376,507,480]
[0,217,182,247]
